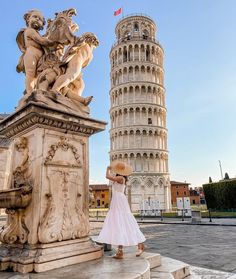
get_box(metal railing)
[140,209,164,221]
[116,13,155,25]
[89,209,108,220]
[111,36,162,49]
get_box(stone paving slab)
[151,257,190,279]
[151,272,174,279]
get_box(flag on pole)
[114,8,122,16]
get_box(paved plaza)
[142,223,236,273]
[0,218,236,276]
[90,221,236,273]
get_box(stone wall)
[0,148,8,189]
[0,138,12,214]
[0,145,11,190]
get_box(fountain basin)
[0,186,32,209]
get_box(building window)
[177,191,179,196]
[101,194,105,198]
[123,50,127,62]
[102,201,105,205]
[148,118,152,124]
[184,191,186,196]
[192,199,196,204]
[97,200,100,207]
[142,30,149,40]
[134,23,139,31]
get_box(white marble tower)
[109,14,171,211]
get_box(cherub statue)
[16,8,99,109]
[52,32,99,106]
[37,33,99,106]
[16,10,54,95]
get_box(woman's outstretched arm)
[106,166,123,184]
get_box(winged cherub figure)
[16,10,54,95]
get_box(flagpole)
[122,6,124,17]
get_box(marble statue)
[0,8,105,273]
[16,10,53,95]
[16,8,99,109]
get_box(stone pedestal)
[191,210,201,223]
[0,98,106,273]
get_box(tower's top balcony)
[114,14,157,45]
[111,36,162,50]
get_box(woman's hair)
[116,174,128,184]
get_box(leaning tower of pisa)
[109,14,171,212]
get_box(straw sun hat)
[110,161,133,176]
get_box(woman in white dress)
[97,161,146,259]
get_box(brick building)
[89,184,110,208]
[191,187,206,205]
[170,181,190,206]
[171,181,205,206]
[189,188,200,205]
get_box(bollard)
[140,210,143,221]
[191,210,201,223]
[182,209,184,221]
[209,208,212,222]
[160,209,163,221]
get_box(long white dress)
[97,181,146,246]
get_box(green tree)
[224,173,230,180]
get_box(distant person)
[97,161,146,259]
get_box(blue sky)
[0,1,235,186]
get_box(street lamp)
[218,160,223,180]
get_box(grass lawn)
[163,211,236,218]
[89,208,236,218]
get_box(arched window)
[134,22,139,32]
[136,153,142,171]
[123,48,128,62]
[146,46,150,61]
[142,30,149,40]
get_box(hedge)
[203,179,236,210]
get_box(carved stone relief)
[0,137,32,244]
[0,209,29,244]
[12,137,32,188]
[38,137,89,243]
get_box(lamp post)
[218,160,223,180]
